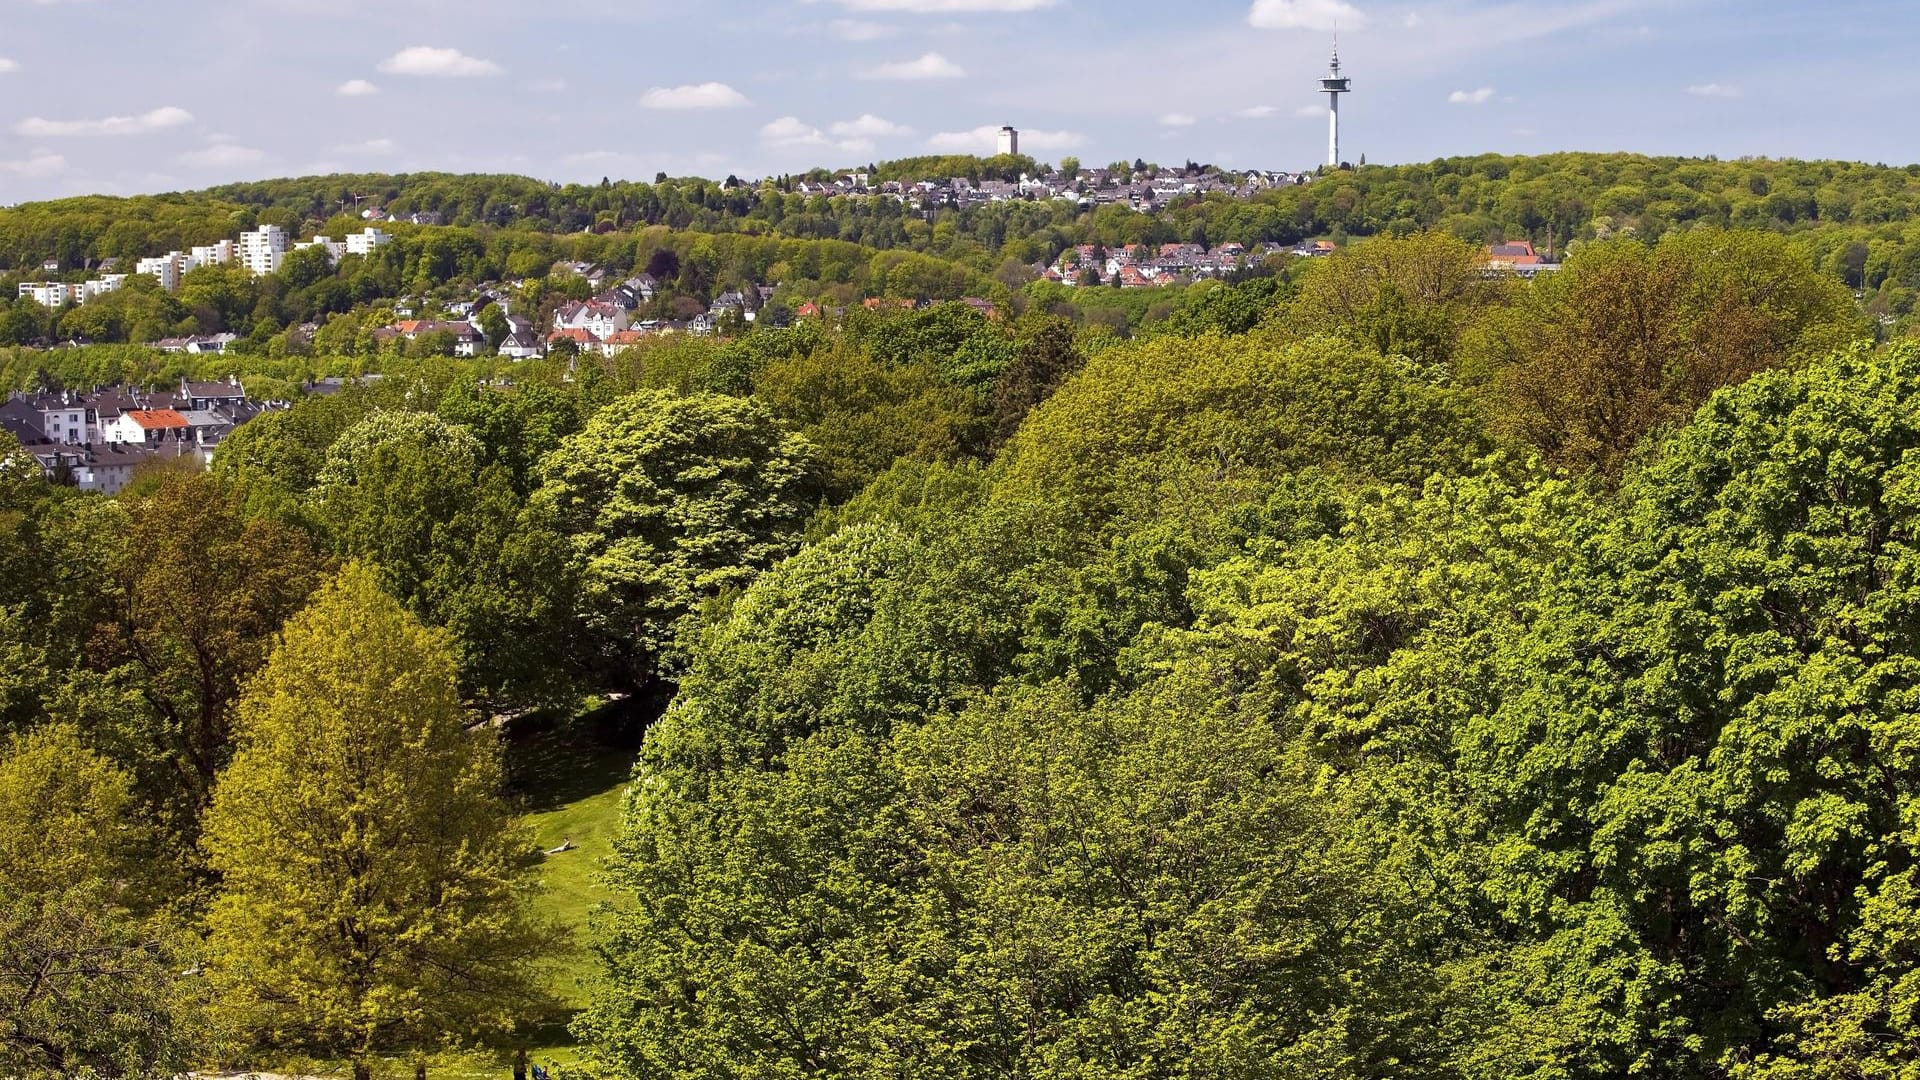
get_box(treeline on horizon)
[8,223,1920,1079]
[6,151,1920,296]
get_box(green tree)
[533,390,818,686]
[0,724,203,1078]
[995,333,1489,519]
[88,474,328,840]
[1283,231,1506,377]
[1468,229,1865,476]
[202,565,552,1080]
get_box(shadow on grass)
[501,689,668,813]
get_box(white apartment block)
[295,236,347,264]
[345,227,391,256]
[238,225,287,277]
[191,240,235,266]
[137,254,188,292]
[80,275,126,302]
[17,282,78,307]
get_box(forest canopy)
[5,152,1920,1080]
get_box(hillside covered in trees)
[7,152,1920,346]
[6,155,1920,1080]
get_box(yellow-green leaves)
[202,564,553,1068]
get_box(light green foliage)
[202,565,553,1075]
[0,724,202,1078]
[995,332,1489,518]
[1282,231,1507,376]
[534,390,819,685]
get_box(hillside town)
[776,161,1313,213]
[0,376,293,493]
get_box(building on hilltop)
[998,125,1019,157]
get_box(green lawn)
[521,762,629,1008]
[499,700,644,1071]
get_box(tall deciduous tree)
[202,565,553,1080]
[534,390,817,686]
[1468,229,1865,477]
[91,474,327,838]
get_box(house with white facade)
[104,409,191,446]
[553,300,631,339]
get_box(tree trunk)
[353,1063,371,1080]
[515,1049,528,1080]
[416,1062,427,1080]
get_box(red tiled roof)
[125,409,188,431]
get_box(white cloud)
[176,143,268,169]
[14,106,193,137]
[927,125,1085,152]
[1248,0,1367,31]
[336,78,379,97]
[1687,82,1742,98]
[829,18,897,39]
[813,0,1055,11]
[830,114,913,138]
[762,116,825,144]
[338,137,398,155]
[1294,104,1326,117]
[0,59,17,74]
[1237,105,1279,119]
[761,116,876,155]
[0,152,64,178]
[640,82,750,109]
[378,46,501,78]
[864,51,965,79]
[1160,112,1198,127]
[1448,86,1496,104]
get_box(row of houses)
[1038,241,1295,288]
[0,378,282,494]
[788,167,1310,215]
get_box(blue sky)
[0,0,1913,202]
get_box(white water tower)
[997,125,1019,156]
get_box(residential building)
[239,225,288,276]
[104,409,191,446]
[553,300,630,339]
[345,227,391,256]
[17,392,87,445]
[190,240,236,267]
[295,235,347,264]
[16,283,76,308]
[137,253,190,291]
[181,377,246,411]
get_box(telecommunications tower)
[1320,40,1351,168]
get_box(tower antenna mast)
[1320,34,1352,169]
